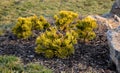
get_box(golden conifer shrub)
[30,15,50,30]
[76,16,97,42]
[54,11,78,31]
[35,27,78,59]
[12,17,32,39]
[12,15,50,39]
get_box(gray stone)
[84,15,120,72]
[89,14,120,29]
[110,1,120,17]
[107,26,120,72]
[115,0,120,8]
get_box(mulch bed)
[0,23,117,73]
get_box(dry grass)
[0,0,113,26]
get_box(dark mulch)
[0,24,117,73]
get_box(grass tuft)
[0,55,53,73]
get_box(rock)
[114,15,120,22]
[107,26,120,73]
[28,55,34,58]
[110,0,120,17]
[115,0,120,8]
[89,14,120,72]
[88,14,120,29]
[106,15,120,29]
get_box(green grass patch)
[0,0,114,34]
[0,55,52,73]
[0,0,113,25]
